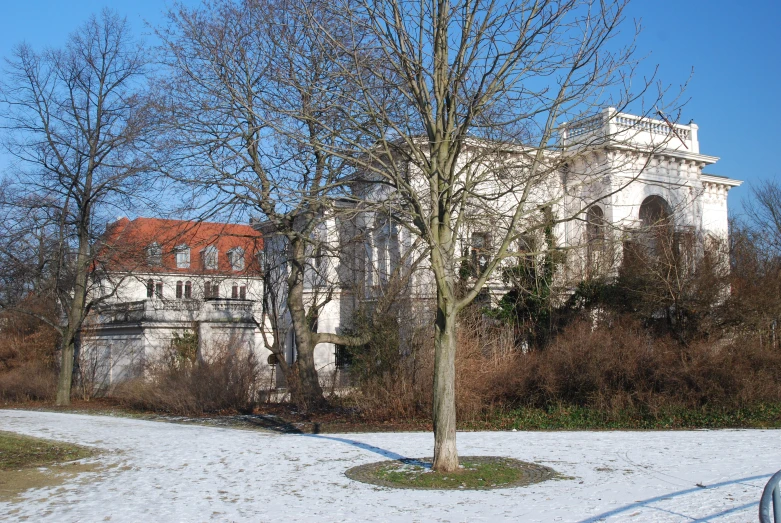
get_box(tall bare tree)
[0,10,161,405]
[158,0,384,409]
[315,0,668,471]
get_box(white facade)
[81,218,273,392]
[85,110,742,392]
[260,109,742,366]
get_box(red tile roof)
[100,217,263,276]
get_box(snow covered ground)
[0,410,778,522]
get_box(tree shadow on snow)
[302,434,409,461]
[579,474,770,523]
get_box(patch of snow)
[0,410,778,522]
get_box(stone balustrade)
[560,107,699,154]
[93,297,257,324]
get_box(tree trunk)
[432,294,459,472]
[55,329,75,406]
[291,349,325,411]
[55,210,91,406]
[286,236,326,411]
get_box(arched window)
[631,196,674,261]
[176,281,183,299]
[586,205,605,243]
[146,279,154,298]
[239,285,246,300]
[639,196,672,227]
[232,284,239,299]
[184,281,192,299]
[155,281,163,299]
[586,206,607,276]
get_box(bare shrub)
[115,343,264,416]
[452,310,520,421]
[0,363,57,402]
[0,310,59,402]
[341,308,433,421]
[511,316,781,413]
[346,305,781,423]
[342,305,519,423]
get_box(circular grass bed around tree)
[345,456,559,490]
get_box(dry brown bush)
[114,344,264,416]
[508,316,781,413]
[0,311,59,402]
[0,363,57,402]
[347,308,781,422]
[342,306,520,422]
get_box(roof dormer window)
[175,244,190,269]
[146,242,163,267]
[228,247,245,271]
[202,245,218,270]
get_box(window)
[586,206,607,275]
[155,282,163,299]
[228,247,245,271]
[184,281,192,299]
[314,244,326,287]
[335,345,353,370]
[639,195,672,227]
[203,281,219,298]
[471,232,490,273]
[375,227,389,285]
[146,279,154,298]
[239,285,246,300]
[176,281,183,299]
[586,206,606,243]
[638,196,673,257]
[232,284,238,299]
[202,245,218,270]
[146,242,163,267]
[175,245,190,269]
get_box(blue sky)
[0,0,778,214]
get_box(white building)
[84,110,743,391]
[83,218,273,390]
[260,108,743,375]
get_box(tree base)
[345,456,559,490]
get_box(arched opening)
[625,195,682,267]
[586,205,607,275]
[639,195,672,227]
[586,205,606,242]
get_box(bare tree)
[745,180,781,258]
[0,10,161,405]
[314,0,671,471]
[157,0,388,409]
[726,180,781,346]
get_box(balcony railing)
[559,108,699,153]
[93,298,256,324]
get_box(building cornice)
[701,174,743,188]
